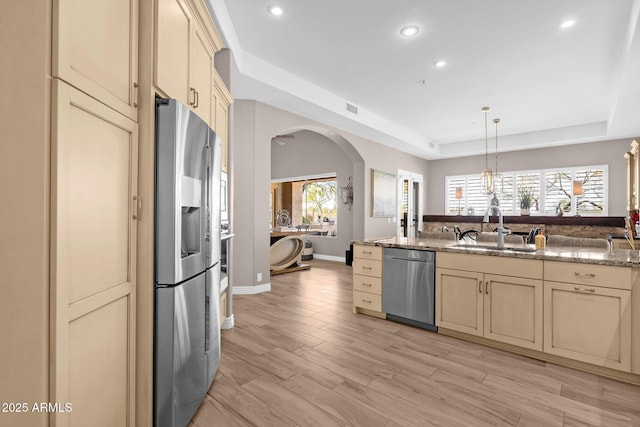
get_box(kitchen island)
[351,237,640,385]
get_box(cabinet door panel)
[54,0,138,120]
[436,268,483,336]
[215,95,229,172]
[68,295,132,427]
[189,21,213,124]
[544,281,631,372]
[155,0,191,104]
[484,274,542,351]
[55,83,137,304]
[52,80,137,427]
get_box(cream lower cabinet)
[436,253,543,351]
[51,80,138,427]
[352,245,384,317]
[544,262,632,372]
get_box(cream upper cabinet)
[155,0,219,126]
[543,262,632,372]
[212,70,232,173]
[155,0,192,105]
[51,80,138,427]
[436,253,544,351]
[53,0,139,121]
[189,19,214,123]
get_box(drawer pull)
[479,280,483,293]
[362,250,373,254]
[362,266,372,270]
[362,283,372,287]
[574,272,596,278]
[574,287,595,293]
[362,299,372,304]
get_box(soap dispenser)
[535,233,546,250]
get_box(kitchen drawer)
[353,258,382,278]
[353,274,382,295]
[353,245,382,261]
[544,261,631,290]
[353,290,382,312]
[437,252,542,279]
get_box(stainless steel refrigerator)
[154,99,221,427]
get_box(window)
[271,174,338,236]
[445,165,608,216]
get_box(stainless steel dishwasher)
[382,248,437,331]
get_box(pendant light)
[480,107,494,195]
[492,117,504,194]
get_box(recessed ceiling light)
[434,60,447,68]
[400,26,419,37]
[560,19,575,29]
[268,5,284,16]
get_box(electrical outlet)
[257,273,262,282]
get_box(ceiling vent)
[346,102,358,115]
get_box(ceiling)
[206,0,640,159]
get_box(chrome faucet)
[483,194,510,248]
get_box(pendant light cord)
[483,107,490,170]
[494,118,500,176]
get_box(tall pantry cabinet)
[1,1,138,426]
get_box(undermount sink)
[449,243,537,253]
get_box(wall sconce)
[340,176,354,211]
[455,186,463,215]
[573,180,583,216]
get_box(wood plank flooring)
[191,259,640,426]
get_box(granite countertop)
[352,237,640,268]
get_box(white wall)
[231,100,430,289]
[427,139,630,216]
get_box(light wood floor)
[191,259,640,426]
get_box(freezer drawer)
[155,273,206,427]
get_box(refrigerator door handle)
[204,294,210,354]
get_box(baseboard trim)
[233,283,271,295]
[221,314,234,330]
[313,254,346,263]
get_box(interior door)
[397,170,423,238]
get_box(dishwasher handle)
[388,257,432,263]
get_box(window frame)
[445,165,608,216]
